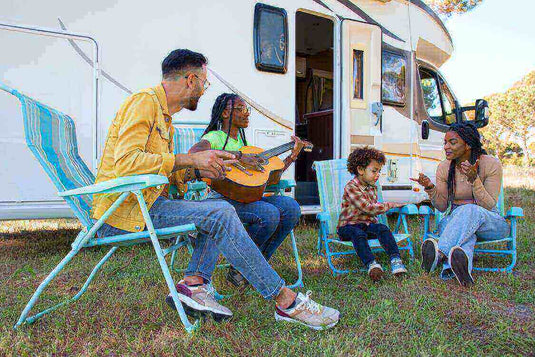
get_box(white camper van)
[0,0,488,220]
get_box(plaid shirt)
[337,177,393,228]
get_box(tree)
[425,0,484,17]
[500,85,535,166]
[485,75,535,166]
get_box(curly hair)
[347,146,386,176]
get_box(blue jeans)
[337,223,401,266]
[437,204,509,279]
[225,195,301,260]
[97,196,285,299]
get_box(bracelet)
[194,168,202,180]
[236,151,243,160]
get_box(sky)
[440,0,535,104]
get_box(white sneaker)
[275,291,340,330]
[367,260,384,282]
[166,280,232,322]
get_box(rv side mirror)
[422,120,430,140]
[474,99,489,128]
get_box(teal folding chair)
[313,159,417,276]
[170,126,303,289]
[1,83,200,333]
[419,184,523,272]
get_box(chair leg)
[135,191,199,333]
[14,246,117,328]
[286,230,304,289]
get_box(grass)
[1,172,534,356]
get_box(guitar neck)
[260,142,295,159]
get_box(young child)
[337,146,408,281]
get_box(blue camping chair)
[169,127,303,289]
[1,83,200,333]
[313,159,417,276]
[419,185,523,273]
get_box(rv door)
[341,20,382,157]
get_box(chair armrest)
[506,207,524,219]
[419,205,435,216]
[317,211,330,222]
[59,175,169,197]
[400,204,419,215]
[186,180,208,192]
[387,204,418,216]
[266,179,296,193]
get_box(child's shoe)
[390,257,407,276]
[367,260,384,282]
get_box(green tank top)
[202,130,244,151]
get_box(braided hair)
[203,93,248,150]
[446,122,487,208]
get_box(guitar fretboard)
[260,142,295,159]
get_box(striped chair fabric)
[3,85,95,227]
[173,127,206,154]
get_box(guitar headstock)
[302,139,313,152]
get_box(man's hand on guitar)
[239,153,265,172]
[190,150,237,179]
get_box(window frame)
[381,49,408,107]
[253,3,289,74]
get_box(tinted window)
[353,50,364,99]
[382,51,406,105]
[419,68,443,121]
[254,4,288,73]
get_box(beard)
[184,93,201,111]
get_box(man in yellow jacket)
[92,49,339,330]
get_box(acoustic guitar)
[209,140,313,203]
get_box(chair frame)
[313,159,417,276]
[419,188,524,273]
[2,83,201,333]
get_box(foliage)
[425,0,484,17]
[481,71,535,166]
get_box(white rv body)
[0,0,459,219]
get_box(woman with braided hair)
[189,93,305,287]
[411,122,509,286]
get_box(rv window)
[382,51,406,105]
[353,50,364,99]
[254,3,288,74]
[438,76,457,124]
[419,69,444,122]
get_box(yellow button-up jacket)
[91,84,185,232]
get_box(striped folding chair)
[170,125,303,289]
[1,82,200,333]
[313,159,417,276]
[419,184,523,272]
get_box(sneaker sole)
[274,312,339,331]
[450,248,474,287]
[392,268,408,276]
[421,239,438,273]
[369,267,384,282]
[165,294,232,322]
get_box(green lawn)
[1,186,534,356]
